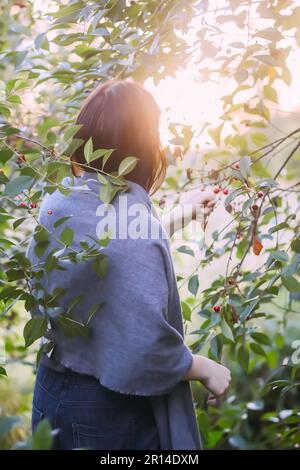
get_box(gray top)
[26,171,202,450]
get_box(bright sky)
[145,2,300,148]
[27,0,300,150]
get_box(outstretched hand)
[179,187,217,229]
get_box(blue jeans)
[32,361,161,450]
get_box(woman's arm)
[183,354,231,404]
[161,187,216,237]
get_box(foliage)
[0,0,300,450]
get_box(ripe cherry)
[257,191,264,198]
[47,209,53,215]
[19,201,26,207]
[213,305,221,313]
[234,163,240,170]
[29,202,37,209]
[16,154,26,164]
[252,204,259,211]
[223,188,229,195]
[213,186,220,194]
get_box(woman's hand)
[183,354,231,405]
[179,187,216,229]
[198,356,231,405]
[161,187,217,237]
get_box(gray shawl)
[26,171,202,450]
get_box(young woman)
[27,79,231,450]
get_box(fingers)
[205,199,216,208]
[201,193,216,205]
[207,389,228,407]
[207,395,218,406]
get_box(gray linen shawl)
[26,171,202,450]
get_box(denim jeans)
[32,361,161,450]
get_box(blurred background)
[0,0,300,449]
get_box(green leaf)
[51,1,86,19]
[177,245,194,256]
[291,238,300,253]
[99,181,121,204]
[118,156,138,176]
[13,217,27,230]
[7,94,22,104]
[237,344,249,372]
[240,299,258,321]
[269,222,289,234]
[57,315,90,339]
[4,176,35,196]
[251,133,268,147]
[102,149,114,169]
[32,419,53,450]
[224,188,244,207]
[263,85,278,103]
[282,275,300,293]
[84,137,93,163]
[60,226,74,246]
[33,226,50,258]
[251,332,272,346]
[0,149,14,164]
[87,302,105,325]
[66,294,84,315]
[188,275,199,296]
[239,155,251,179]
[63,138,84,156]
[208,123,223,146]
[63,124,83,141]
[250,342,266,357]
[97,173,108,184]
[181,301,191,322]
[220,318,234,342]
[23,316,48,348]
[92,254,107,278]
[53,216,72,229]
[270,250,289,263]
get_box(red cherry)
[252,204,259,211]
[16,154,26,164]
[234,163,240,170]
[19,201,26,207]
[257,191,264,198]
[29,202,37,209]
[47,209,53,215]
[213,305,221,313]
[213,186,220,194]
[223,188,229,195]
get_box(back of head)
[71,78,167,195]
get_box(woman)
[26,79,231,450]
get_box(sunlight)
[146,3,300,149]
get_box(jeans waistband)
[38,353,153,409]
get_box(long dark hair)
[70,78,167,195]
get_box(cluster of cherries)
[18,201,37,209]
[18,200,53,215]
